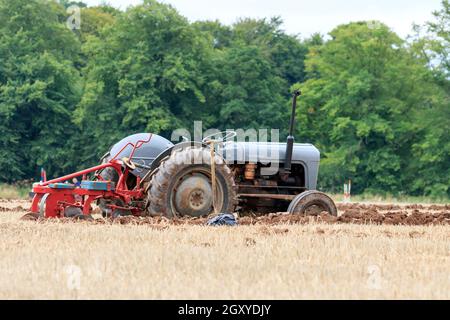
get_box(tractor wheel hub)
[174,175,212,216]
[190,190,205,208]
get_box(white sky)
[82,0,442,38]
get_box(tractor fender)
[103,133,174,179]
[144,141,210,182]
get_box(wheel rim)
[170,168,224,217]
[39,193,50,217]
[302,201,329,216]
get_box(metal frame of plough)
[30,134,153,218]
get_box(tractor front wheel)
[287,190,338,216]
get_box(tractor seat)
[80,180,115,191]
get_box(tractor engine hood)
[221,142,320,166]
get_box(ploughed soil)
[8,200,449,226]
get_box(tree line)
[0,0,448,197]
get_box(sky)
[82,0,443,38]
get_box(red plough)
[29,134,152,218]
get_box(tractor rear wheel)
[146,146,237,218]
[287,190,338,216]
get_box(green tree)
[76,0,212,159]
[194,17,310,133]
[0,0,82,181]
[231,17,309,86]
[193,20,233,50]
[78,6,118,43]
[58,2,118,44]
[409,0,450,197]
[295,22,447,195]
[209,45,287,130]
[412,0,450,78]
[59,0,87,9]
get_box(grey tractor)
[98,91,337,217]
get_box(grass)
[0,202,449,299]
[0,184,31,200]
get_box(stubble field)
[0,199,449,299]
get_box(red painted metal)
[110,134,152,161]
[42,162,119,187]
[31,134,153,218]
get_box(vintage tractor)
[29,90,337,219]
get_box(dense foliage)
[0,0,448,197]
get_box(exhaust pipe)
[284,90,301,172]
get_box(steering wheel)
[202,130,237,144]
